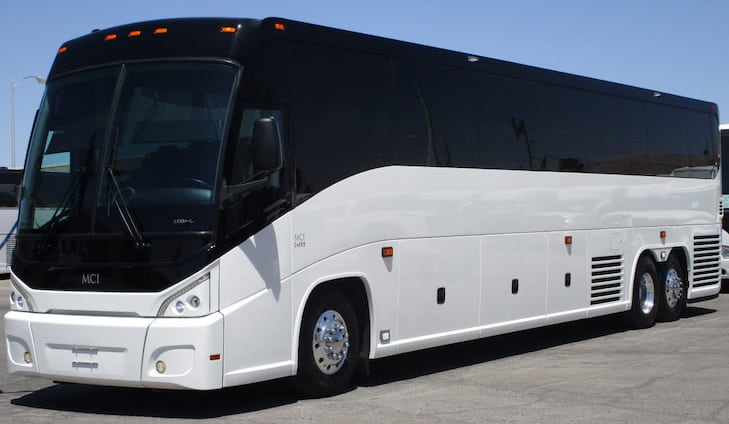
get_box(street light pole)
[10,75,45,168]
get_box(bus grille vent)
[5,234,15,270]
[720,198,725,217]
[591,255,624,305]
[692,234,721,288]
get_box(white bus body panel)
[5,166,722,389]
[5,310,225,390]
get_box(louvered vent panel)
[591,255,624,305]
[692,234,721,288]
[4,234,15,270]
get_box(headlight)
[158,273,210,317]
[9,282,33,312]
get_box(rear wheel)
[657,255,687,322]
[295,289,360,397]
[623,256,658,329]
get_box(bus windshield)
[20,63,237,238]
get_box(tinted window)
[397,61,480,168]
[289,45,717,199]
[291,43,396,197]
[477,75,541,171]
[539,86,601,172]
[646,103,716,177]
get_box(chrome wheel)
[663,267,683,309]
[312,310,350,375]
[639,271,656,315]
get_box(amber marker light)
[382,247,394,258]
[153,27,168,34]
[104,34,117,41]
[274,23,286,31]
[128,30,142,37]
[220,26,237,33]
[660,230,667,239]
[565,236,573,245]
[58,46,68,54]
[210,354,221,361]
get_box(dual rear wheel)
[625,254,687,328]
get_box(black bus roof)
[49,16,717,114]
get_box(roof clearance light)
[104,34,117,41]
[274,23,286,31]
[153,27,168,34]
[128,30,142,37]
[220,26,237,33]
[58,46,68,54]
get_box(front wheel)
[295,289,360,397]
[656,255,687,322]
[623,256,658,329]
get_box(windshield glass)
[20,63,236,237]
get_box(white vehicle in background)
[721,230,729,281]
[721,125,729,291]
[0,168,22,275]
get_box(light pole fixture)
[10,75,45,168]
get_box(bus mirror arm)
[224,174,269,200]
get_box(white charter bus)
[5,17,722,396]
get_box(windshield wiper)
[107,167,150,249]
[35,166,88,257]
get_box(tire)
[656,255,687,322]
[623,256,659,329]
[294,289,360,397]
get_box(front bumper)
[5,311,224,390]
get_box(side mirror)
[250,117,282,172]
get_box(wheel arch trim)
[291,272,373,374]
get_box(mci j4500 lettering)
[5,17,722,396]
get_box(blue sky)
[1,0,727,168]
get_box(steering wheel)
[175,178,211,190]
[111,186,136,205]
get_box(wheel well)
[306,278,371,361]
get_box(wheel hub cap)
[664,268,683,308]
[639,272,656,315]
[312,310,350,375]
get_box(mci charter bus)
[4,17,723,396]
